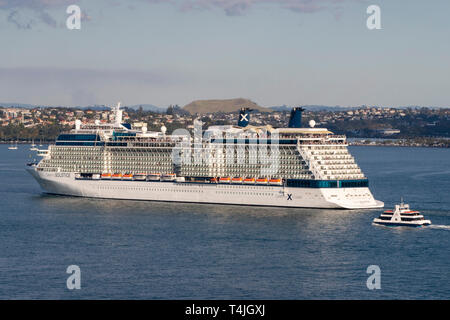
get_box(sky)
[0,0,449,108]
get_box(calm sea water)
[0,145,449,299]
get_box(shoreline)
[348,143,449,149]
[348,139,449,148]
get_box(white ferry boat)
[373,200,431,227]
[26,103,384,209]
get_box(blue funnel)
[288,107,305,128]
[238,108,252,127]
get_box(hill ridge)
[183,98,271,114]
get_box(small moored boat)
[8,141,18,150]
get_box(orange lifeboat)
[112,173,122,180]
[232,177,243,184]
[122,173,133,180]
[256,177,268,185]
[269,178,282,185]
[219,177,231,183]
[101,173,111,179]
[210,177,218,183]
[243,177,255,184]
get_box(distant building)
[380,129,401,135]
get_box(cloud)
[0,0,82,29]
[0,0,78,10]
[7,10,34,29]
[147,0,351,16]
[39,10,57,27]
[0,67,187,106]
[0,67,179,86]
[1,0,350,29]
[0,0,79,12]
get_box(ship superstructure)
[27,104,383,209]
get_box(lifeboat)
[210,178,218,183]
[243,177,255,184]
[101,173,112,180]
[269,178,282,185]
[147,173,161,181]
[219,177,231,183]
[231,177,243,184]
[112,173,122,180]
[133,173,147,181]
[256,177,268,185]
[161,173,176,182]
[92,174,101,180]
[122,173,133,180]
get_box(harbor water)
[0,145,449,299]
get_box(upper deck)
[37,104,364,181]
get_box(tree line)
[0,123,71,142]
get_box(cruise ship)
[27,103,384,209]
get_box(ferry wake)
[27,103,384,209]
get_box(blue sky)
[0,0,449,108]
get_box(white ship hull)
[28,169,384,209]
[372,219,431,227]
